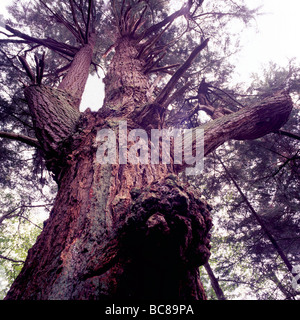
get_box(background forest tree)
[0,0,299,299]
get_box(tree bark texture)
[58,33,96,110]
[186,91,293,157]
[4,37,293,300]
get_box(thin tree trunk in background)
[269,270,295,300]
[204,262,226,300]
[216,154,294,274]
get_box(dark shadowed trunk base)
[108,175,212,299]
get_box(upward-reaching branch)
[18,53,45,85]
[141,5,189,40]
[85,0,93,43]
[155,38,209,108]
[69,0,86,44]
[40,0,84,44]
[138,21,172,60]
[58,33,96,109]
[130,5,148,36]
[19,56,35,83]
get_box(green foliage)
[0,192,45,299]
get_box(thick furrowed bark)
[4,137,211,299]
[24,85,80,150]
[6,40,213,297]
[24,85,80,180]
[103,37,150,113]
[5,110,212,299]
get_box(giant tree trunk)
[4,35,293,300]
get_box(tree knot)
[120,175,213,267]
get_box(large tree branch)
[155,38,209,108]
[4,25,78,57]
[141,5,189,39]
[58,32,96,109]
[24,85,80,158]
[0,131,40,148]
[180,91,293,169]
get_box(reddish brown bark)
[182,91,293,159]
[4,34,293,301]
[4,37,211,300]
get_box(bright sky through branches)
[235,0,300,82]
